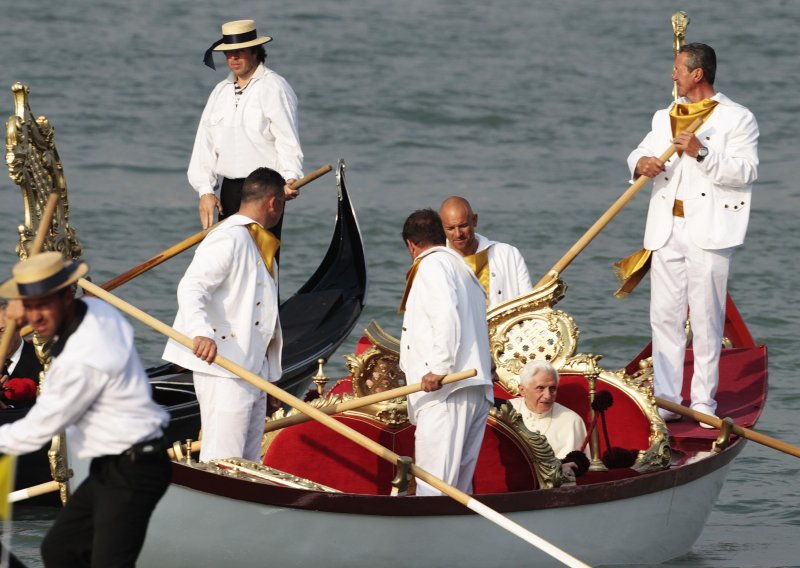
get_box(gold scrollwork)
[490,403,569,489]
[211,458,342,493]
[5,83,82,262]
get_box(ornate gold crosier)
[5,83,84,504]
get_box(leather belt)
[672,199,684,218]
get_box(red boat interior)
[262,295,767,496]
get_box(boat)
[2,84,367,504]
[136,277,767,567]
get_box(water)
[1,1,799,566]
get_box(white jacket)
[399,246,493,422]
[162,214,282,380]
[473,233,532,307]
[628,92,759,251]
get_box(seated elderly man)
[510,360,589,473]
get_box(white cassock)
[163,214,283,462]
[400,246,494,496]
[628,92,758,415]
[509,399,589,460]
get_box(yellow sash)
[612,248,652,299]
[669,99,718,154]
[246,223,280,278]
[398,257,422,314]
[464,249,490,304]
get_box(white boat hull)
[139,444,741,567]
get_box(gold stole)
[464,249,490,304]
[612,249,652,299]
[669,98,718,155]
[246,223,280,278]
[613,99,718,298]
[398,250,445,313]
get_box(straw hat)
[0,252,88,299]
[214,19,272,51]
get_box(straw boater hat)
[0,252,88,300]
[204,19,273,69]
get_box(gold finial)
[312,358,329,396]
[671,11,690,101]
[184,439,193,464]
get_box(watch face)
[698,147,709,157]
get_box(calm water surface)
[1,1,798,566]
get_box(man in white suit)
[439,196,533,308]
[164,167,285,461]
[399,209,494,496]
[628,43,758,425]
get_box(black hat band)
[16,264,78,297]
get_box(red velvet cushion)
[557,375,651,453]
[472,420,537,494]
[264,415,415,495]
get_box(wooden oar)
[8,480,60,504]
[0,192,60,363]
[263,369,477,433]
[13,164,334,338]
[656,398,800,459]
[170,369,479,457]
[95,163,333,292]
[78,279,590,568]
[534,118,704,288]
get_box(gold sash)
[669,99,718,154]
[612,248,652,299]
[398,250,445,313]
[463,249,490,303]
[246,223,280,278]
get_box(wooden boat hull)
[140,440,743,567]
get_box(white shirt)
[0,299,169,458]
[473,233,533,307]
[4,341,23,375]
[508,399,589,460]
[399,246,493,422]
[188,64,303,196]
[162,214,283,381]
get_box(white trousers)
[650,217,733,414]
[414,386,491,497]
[193,371,267,463]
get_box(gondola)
[135,279,766,567]
[3,159,368,505]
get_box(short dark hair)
[252,46,267,64]
[679,43,716,85]
[241,167,285,203]
[402,209,446,247]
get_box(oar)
[263,369,477,433]
[170,369,478,457]
[78,279,591,568]
[534,118,704,288]
[13,164,334,338]
[8,480,60,504]
[0,192,60,363]
[656,398,800,459]
[95,164,333,292]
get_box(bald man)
[439,196,532,307]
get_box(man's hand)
[421,372,446,392]
[636,156,666,178]
[284,179,299,200]
[672,131,703,158]
[199,194,222,229]
[561,461,577,483]
[192,336,217,363]
[6,299,25,326]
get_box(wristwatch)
[696,146,709,163]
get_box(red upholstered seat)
[264,414,415,495]
[263,408,539,495]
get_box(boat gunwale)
[169,437,744,517]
